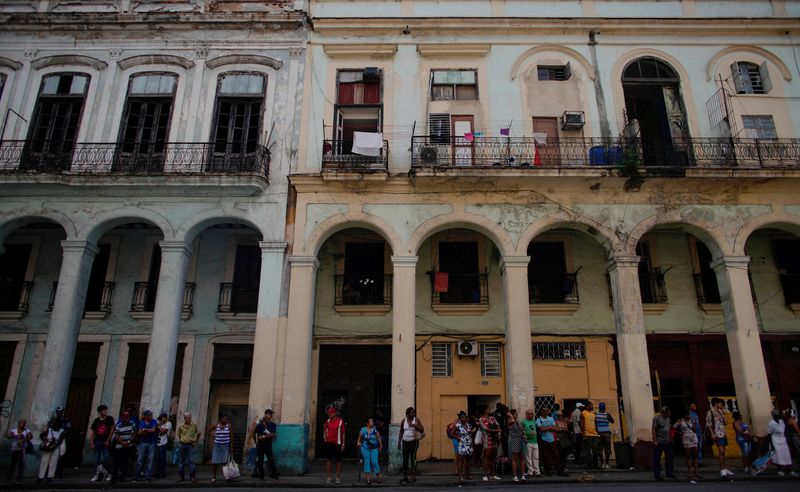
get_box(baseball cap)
[327,407,337,416]
[264,409,274,415]
[143,409,153,416]
[576,403,584,409]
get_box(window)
[637,241,668,304]
[210,73,266,170]
[532,341,586,360]
[537,63,571,81]
[0,244,32,311]
[337,69,381,104]
[773,240,800,305]
[23,73,90,171]
[741,115,777,139]
[430,70,478,101]
[84,244,112,313]
[116,73,177,171]
[534,395,557,417]
[436,241,484,304]
[231,244,261,313]
[0,73,6,101]
[338,242,386,305]
[690,239,721,304]
[428,113,451,144]
[480,343,501,377]
[432,343,452,377]
[731,61,771,95]
[528,241,578,304]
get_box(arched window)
[23,73,90,171]
[622,57,679,83]
[209,72,266,171]
[731,61,771,95]
[116,73,178,171]
[0,73,7,102]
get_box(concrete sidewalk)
[4,459,799,489]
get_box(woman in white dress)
[768,410,794,477]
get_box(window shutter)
[428,113,451,143]
[759,61,772,94]
[730,62,745,93]
[756,116,777,139]
[480,343,501,377]
[564,61,572,80]
[432,343,452,377]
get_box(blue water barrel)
[589,146,606,165]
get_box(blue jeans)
[653,443,674,478]
[136,442,156,479]
[696,432,703,463]
[361,446,380,474]
[177,443,196,479]
[736,438,751,458]
[93,444,109,469]
[156,445,167,478]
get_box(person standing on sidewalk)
[521,409,540,478]
[595,402,615,470]
[452,411,473,483]
[732,411,753,473]
[37,417,65,482]
[652,406,675,481]
[254,409,279,481]
[323,407,345,485]
[134,410,158,483]
[688,403,703,466]
[207,413,233,483]
[478,405,501,482]
[155,412,172,479]
[357,417,382,485]
[769,409,795,476]
[111,410,136,481]
[399,406,424,484]
[580,402,600,469]
[507,409,527,482]
[5,419,32,484]
[570,403,584,464]
[674,413,700,481]
[554,410,574,471]
[536,407,567,477]
[88,405,114,482]
[706,398,733,478]
[175,412,198,483]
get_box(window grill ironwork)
[432,343,452,378]
[534,395,557,417]
[429,272,489,305]
[334,274,392,306]
[480,342,501,377]
[532,342,586,360]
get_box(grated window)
[480,342,502,377]
[535,395,557,417]
[432,343,452,377]
[532,342,586,360]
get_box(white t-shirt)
[157,421,172,447]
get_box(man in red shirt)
[323,407,345,485]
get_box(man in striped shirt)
[111,411,136,481]
[595,403,615,470]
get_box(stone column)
[607,255,654,465]
[247,241,287,421]
[30,240,98,430]
[277,255,318,474]
[139,240,192,415]
[711,256,772,436]
[389,255,417,471]
[500,256,535,412]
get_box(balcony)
[639,269,669,314]
[217,282,258,321]
[129,281,196,321]
[322,139,389,173]
[0,280,33,321]
[780,273,800,314]
[334,273,393,315]
[410,136,800,174]
[429,272,489,315]
[0,141,270,193]
[530,272,580,315]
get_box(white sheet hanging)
[352,131,384,156]
[532,132,548,145]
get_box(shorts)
[736,438,751,457]
[716,437,728,447]
[322,441,342,461]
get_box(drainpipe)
[588,31,612,139]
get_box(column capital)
[288,255,319,269]
[391,255,418,268]
[259,240,288,253]
[158,240,192,257]
[500,256,530,271]
[606,255,641,271]
[60,240,99,257]
[711,255,750,272]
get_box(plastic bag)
[222,457,240,481]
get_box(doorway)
[451,115,474,166]
[63,342,101,467]
[532,117,561,166]
[316,345,391,459]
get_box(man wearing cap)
[156,412,173,479]
[134,410,158,482]
[253,409,279,481]
[322,407,345,485]
[175,413,198,483]
[595,402,615,470]
[112,410,136,481]
[570,403,584,465]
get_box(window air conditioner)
[458,341,479,357]
[561,111,585,130]
[419,146,438,164]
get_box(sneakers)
[482,476,489,481]
[90,473,99,482]
[105,475,112,482]
[513,477,519,482]
[720,469,734,478]
[520,475,527,481]
[491,475,501,480]
[335,478,341,484]
[325,477,332,485]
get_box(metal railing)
[411,136,800,170]
[49,281,115,313]
[430,272,489,305]
[334,274,392,305]
[0,280,32,312]
[322,139,389,170]
[529,272,580,304]
[130,281,196,315]
[780,273,800,305]
[0,141,270,178]
[693,273,721,304]
[640,269,668,304]
[217,282,258,314]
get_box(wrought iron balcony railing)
[693,273,721,305]
[322,139,389,170]
[0,141,270,179]
[429,272,489,305]
[130,281,196,315]
[529,272,580,304]
[0,280,33,312]
[640,269,669,304]
[49,281,115,313]
[411,136,800,170]
[780,273,800,305]
[334,274,392,305]
[217,282,258,314]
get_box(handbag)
[474,428,483,446]
[222,455,240,481]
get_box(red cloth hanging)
[534,144,543,166]
[434,272,449,293]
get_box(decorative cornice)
[205,54,283,70]
[606,255,641,271]
[118,54,194,70]
[0,57,23,71]
[31,55,108,71]
[158,240,193,258]
[416,43,490,58]
[260,240,288,253]
[500,256,530,271]
[60,240,100,257]
[710,255,750,272]
[323,44,397,59]
[391,255,419,268]
[288,255,319,269]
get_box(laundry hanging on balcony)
[352,131,384,156]
[532,132,547,166]
[434,272,449,293]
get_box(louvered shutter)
[731,62,746,93]
[564,61,572,80]
[759,61,772,94]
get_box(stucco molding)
[205,54,283,71]
[510,45,595,80]
[417,43,491,59]
[624,211,733,258]
[304,210,403,257]
[117,54,194,70]
[0,209,78,240]
[323,44,397,59]
[31,55,108,71]
[0,57,22,71]
[80,207,176,243]
[706,45,792,82]
[732,210,800,255]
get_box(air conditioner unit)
[458,341,479,357]
[561,111,585,130]
[419,146,438,164]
